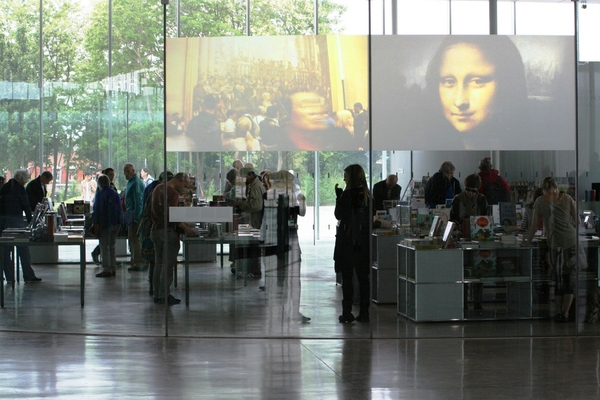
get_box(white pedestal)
[30,246,59,264]
[185,242,217,262]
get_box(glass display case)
[398,244,535,322]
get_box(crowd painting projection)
[166,35,369,152]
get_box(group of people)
[0,157,580,321]
[424,158,510,212]
[169,85,370,152]
[0,170,53,283]
[90,163,196,305]
[334,156,580,323]
[0,162,195,306]
[422,158,579,320]
[223,159,307,279]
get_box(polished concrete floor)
[3,332,600,398]
[1,237,600,398]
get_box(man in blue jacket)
[123,163,145,271]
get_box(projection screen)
[165,35,575,152]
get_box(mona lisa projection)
[165,35,574,152]
[371,35,575,151]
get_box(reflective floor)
[3,331,600,398]
[1,235,600,398]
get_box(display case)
[371,232,403,304]
[398,245,463,321]
[398,244,534,322]
[462,246,532,319]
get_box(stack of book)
[500,234,517,246]
[237,224,261,238]
[2,228,30,242]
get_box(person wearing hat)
[235,168,266,278]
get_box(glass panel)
[578,3,600,62]
[515,2,574,35]
[497,1,515,35]
[328,0,369,35]
[577,62,600,334]
[450,0,490,35]
[165,28,372,337]
[0,0,41,330]
[0,0,596,341]
[396,0,449,35]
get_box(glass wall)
[0,0,598,338]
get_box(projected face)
[438,43,497,132]
[289,92,328,131]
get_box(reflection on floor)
[2,238,600,397]
[4,330,600,398]
[0,237,594,338]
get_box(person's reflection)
[262,240,310,331]
[336,339,372,398]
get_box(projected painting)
[165,35,369,152]
[167,35,575,152]
[371,35,575,151]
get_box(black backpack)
[483,177,510,205]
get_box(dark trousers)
[340,264,370,310]
[234,244,261,275]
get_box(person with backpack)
[478,157,511,205]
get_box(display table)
[183,234,262,305]
[0,239,86,308]
[398,244,533,322]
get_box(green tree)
[0,0,351,206]
[178,0,246,37]
[251,0,345,35]
[0,0,40,173]
[42,0,86,197]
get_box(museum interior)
[2,0,600,398]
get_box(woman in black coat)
[334,164,372,323]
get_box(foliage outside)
[0,0,380,206]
